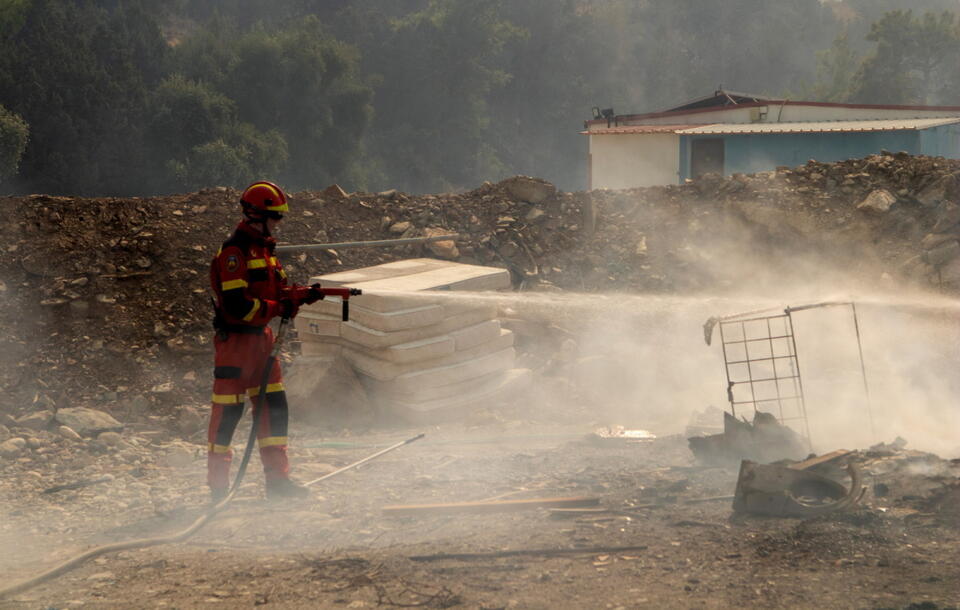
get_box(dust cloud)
[382,284,960,459]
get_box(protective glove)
[303,283,326,305]
[279,297,299,320]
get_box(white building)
[583,90,960,189]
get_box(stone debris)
[500,175,557,204]
[856,189,897,213]
[16,410,53,430]
[58,425,82,440]
[0,437,27,457]
[688,410,808,465]
[0,155,959,434]
[54,408,123,437]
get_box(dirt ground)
[1,418,958,609]
[2,157,960,608]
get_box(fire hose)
[0,287,425,600]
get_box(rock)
[162,446,194,468]
[58,425,81,440]
[55,407,123,437]
[97,431,122,447]
[322,184,349,200]
[635,235,648,255]
[16,410,53,430]
[178,406,204,436]
[920,233,955,250]
[0,424,9,441]
[87,571,115,581]
[150,382,173,394]
[932,201,960,233]
[0,437,27,458]
[916,176,952,207]
[525,207,546,222]
[424,227,459,260]
[388,221,412,234]
[856,189,896,213]
[377,189,398,198]
[923,240,960,267]
[501,176,557,204]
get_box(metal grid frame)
[717,312,812,442]
[705,300,876,449]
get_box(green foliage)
[0,0,30,36]
[0,0,167,194]
[0,105,29,185]
[794,31,861,102]
[3,0,960,195]
[850,10,960,104]
[171,16,372,190]
[168,125,287,191]
[363,0,523,192]
[149,75,288,190]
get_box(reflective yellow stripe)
[269,257,278,266]
[259,184,289,212]
[279,269,287,279]
[222,278,248,291]
[242,298,260,322]
[212,393,243,404]
[208,443,232,454]
[247,383,284,396]
[258,436,288,448]
[247,259,267,269]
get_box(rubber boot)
[210,486,229,505]
[266,477,309,500]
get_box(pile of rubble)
[0,153,958,427]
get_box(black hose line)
[0,317,423,600]
[0,319,289,599]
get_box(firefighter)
[207,181,323,501]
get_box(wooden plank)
[788,449,851,471]
[382,495,599,516]
[409,545,649,562]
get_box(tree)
[172,16,373,190]
[487,0,616,190]
[0,0,167,194]
[849,10,960,105]
[796,30,861,102]
[360,0,522,192]
[0,105,28,187]
[147,74,288,191]
[167,125,288,191]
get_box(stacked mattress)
[295,259,530,418]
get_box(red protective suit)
[207,221,304,491]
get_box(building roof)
[585,98,960,128]
[583,117,960,136]
[580,124,706,135]
[659,89,784,113]
[677,117,960,134]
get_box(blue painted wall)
[919,124,960,158]
[678,126,960,181]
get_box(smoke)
[384,279,960,460]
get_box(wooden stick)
[409,544,648,562]
[383,496,599,516]
[42,476,112,495]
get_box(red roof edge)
[584,100,960,127]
